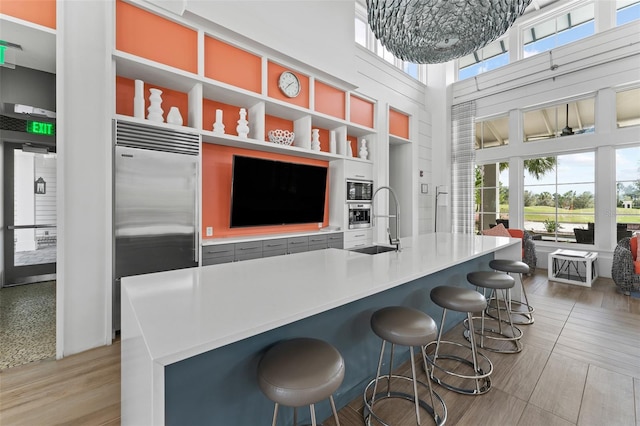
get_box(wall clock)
[278,71,301,98]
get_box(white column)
[57,0,114,357]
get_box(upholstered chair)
[612,236,640,295]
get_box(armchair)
[612,236,640,295]
[507,229,537,275]
[484,224,537,275]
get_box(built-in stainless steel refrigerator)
[113,120,200,332]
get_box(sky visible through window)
[523,21,594,58]
[618,1,640,25]
[516,149,640,194]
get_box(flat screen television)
[230,155,328,227]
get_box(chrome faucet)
[371,186,401,251]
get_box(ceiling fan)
[561,103,573,136]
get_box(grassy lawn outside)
[502,205,640,224]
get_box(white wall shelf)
[113,50,377,140]
[389,134,411,145]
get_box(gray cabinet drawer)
[263,238,287,257]
[202,255,235,266]
[235,241,263,261]
[203,245,235,259]
[308,234,327,251]
[202,244,235,266]
[327,233,343,249]
[287,236,309,254]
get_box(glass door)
[3,143,57,286]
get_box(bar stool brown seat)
[465,271,523,354]
[258,337,345,426]
[487,259,535,325]
[427,286,493,395]
[364,306,446,426]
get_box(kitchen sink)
[349,245,398,255]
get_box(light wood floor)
[0,270,638,425]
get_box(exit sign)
[0,45,5,65]
[27,121,55,136]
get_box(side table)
[548,249,598,287]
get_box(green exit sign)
[0,45,6,65]
[27,121,55,136]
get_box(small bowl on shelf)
[268,129,295,146]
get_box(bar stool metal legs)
[465,271,523,354]
[486,259,535,325]
[428,286,493,395]
[364,306,447,426]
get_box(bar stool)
[487,259,535,325]
[465,271,523,354]
[364,306,446,426]
[427,286,493,395]
[258,338,345,426]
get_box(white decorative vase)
[311,129,321,151]
[359,138,368,160]
[213,109,225,134]
[236,108,249,138]
[329,131,337,154]
[147,88,164,122]
[167,106,183,126]
[346,140,353,157]
[133,79,145,119]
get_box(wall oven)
[346,179,373,203]
[348,203,372,229]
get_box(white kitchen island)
[121,233,520,425]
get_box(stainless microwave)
[346,179,373,203]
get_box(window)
[354,4,426,83]
[615,146,640,240]
[523,152,595,244]
[523,3,595,58]
[523,98,595,142]
[355,15,368,47]
[616,87,640,128]
[617,0,640,26]
[475,115,509,149]
[475,162,509,233]
[458,38,510,81]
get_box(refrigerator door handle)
[194,162,199,264]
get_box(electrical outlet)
[206,227,213,237]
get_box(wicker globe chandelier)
[367,0,532,64]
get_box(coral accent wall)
[203,99,243,134]
[347,135,357,157]
[116,0,197,73]
[314,81,345,120]
[204,36,262,94]
[116,76,188,123]
[0,0,56,29]
[350,95,375,128]
[267,62,309,108]
[201,145,329,238]
[264,115,293,141]
[389,109,410,139]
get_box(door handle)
[7,224,56,230]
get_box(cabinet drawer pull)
[206,249,232,254]
[354,174,365,178]
[290,241,304,244]
[355,234,365,237]
[354,243,366,247]
[265,244,282,248]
